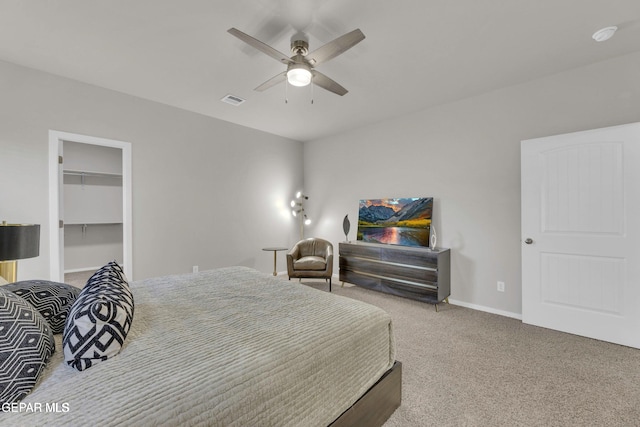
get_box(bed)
[1,266,400,426]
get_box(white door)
[521,122,640,349]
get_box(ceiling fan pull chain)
[311,80,314,104]
[285,78,288,104]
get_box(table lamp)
[0,221,40,283]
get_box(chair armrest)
[287,245,300,259]
[324,252,334,276]
[325,244,333,258]
[286,246,300,276]
[324,244,334,275]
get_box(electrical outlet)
[497,281,505,292]
[192,265,199,273]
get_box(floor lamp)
[0,222,40,283]
[291,192,311,241]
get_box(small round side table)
[262,247,288,276]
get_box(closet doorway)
[48,131,133,285]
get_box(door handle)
[524,238,533,244]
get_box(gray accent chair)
[286,238,334,291]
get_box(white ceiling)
[1,0,639,142]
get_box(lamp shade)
[0,223,40,261]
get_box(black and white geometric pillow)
[4,280,81,334]
[63,261,134,371]
[0,287,55,404]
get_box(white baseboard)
[294,274,523,320]
[447,298,522,320]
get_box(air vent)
[221,94,246,106]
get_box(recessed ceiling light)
[592,26,617,42]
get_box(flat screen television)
[357,197,432,248]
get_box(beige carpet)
[64,270,96,289]
[297,278,640,427]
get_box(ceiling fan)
[227,27,365,96]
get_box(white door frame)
[48,130,133,281]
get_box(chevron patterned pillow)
[4,280,81,334]
[0,287,55,404]
[63,261,134,371]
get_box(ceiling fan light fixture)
[287,66,312,87]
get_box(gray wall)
[3,50,639,316]
[0,59,303,281]
[304,51,640,317]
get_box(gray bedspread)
[3,266,395,426]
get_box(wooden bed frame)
[331,361,402,427]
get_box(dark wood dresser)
[339,242,450,306]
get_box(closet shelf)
[65,222,123,226]
[63,169,122,178]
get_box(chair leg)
[329,277,332,292]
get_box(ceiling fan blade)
[312,70,348,96]
[228,28,294,65]
[255,71,287,92]
[306,29,365,66]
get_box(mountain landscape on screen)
[357,197,432,247]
